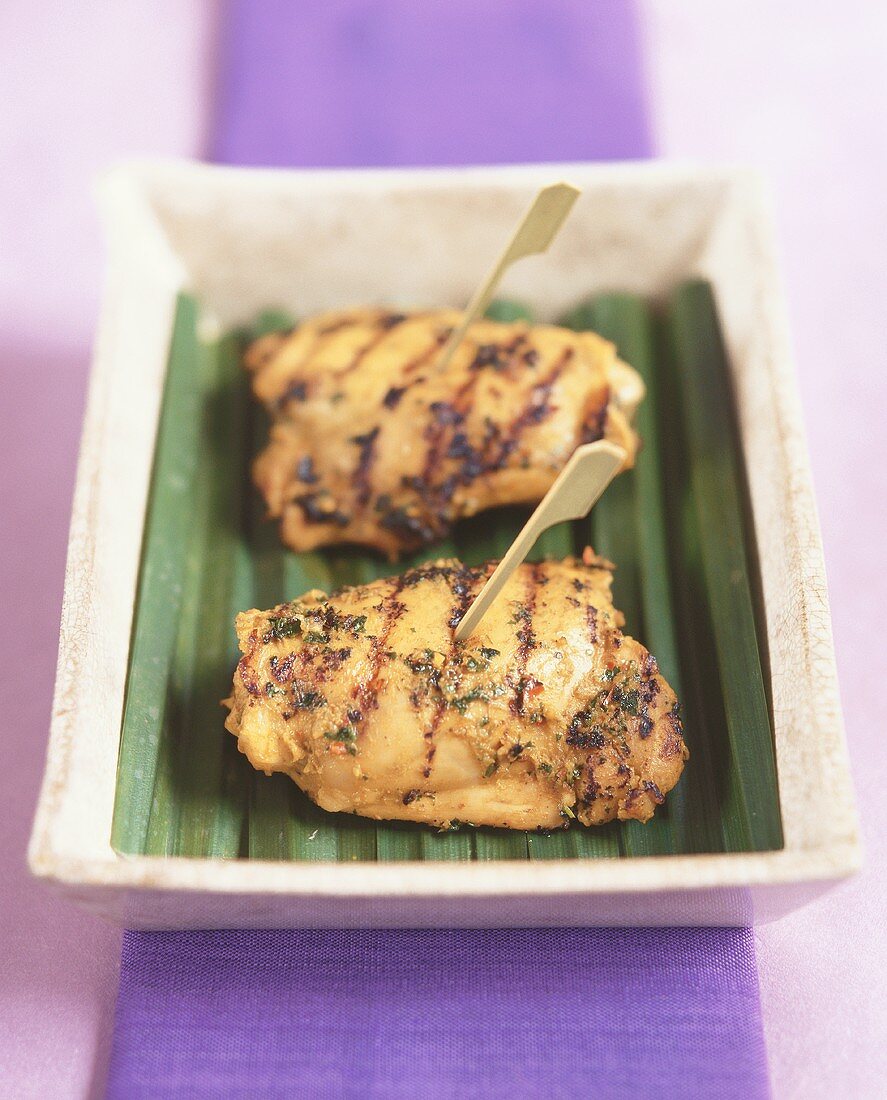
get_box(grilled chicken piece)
[224,554,687,831]
[245,308,644,559]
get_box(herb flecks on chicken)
[245,309,643,559]
[224,554,687,831]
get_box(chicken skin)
[245,309,644,559]
[224,554,687,831]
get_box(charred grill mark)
[296,455,319,484]
[238,654,260,697]
[280,379,307,406]
[501,334,530,379]
[317,647,352,677]
[317,317,356,336]
[446,563,481,629]
[411,335,528,536]
[294,491,350,527]
[344,333,554,552]
[420,391,468,486]
[422,701,446,777]
[332,313,407,380]
[263,322,330,407]
[288,644,321,691]
[643,779,665,804]
[582,767,600,805]
[401,562,458,587]
[492,348,572,470]
[259,323,602,559]
[383,385,407,409]
[586,604,598,644]
[470,343,505,371]
[566,710,606,750]
[427,396,465,427]
[510,563,541,716]
[350,425,380,507]
[623,787,640,812]
[352,578,407,732]
[636,654,662,740]
[269,653,296,683]
[423,568,479,779]
[371,395,476,554]
[469,334,529,376]
[446,431,473,459]
[580,383,611,444]
[397,560,488,594]
[470,340,517,372]
[403,327,448,377]
[288,643,353,694]
[663,701,686,758]
[245,333,289,372]
[416,382,478,514]
[379,507,440,547]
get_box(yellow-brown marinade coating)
[245,308,643,560]
[224,554,687,831]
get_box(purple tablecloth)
[106,3,769,1097]
[214,0,652,167]
[108,928,767,1099]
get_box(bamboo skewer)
[454,440,625,641]
[435,181,581,373]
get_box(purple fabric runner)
[214,0,652,166]
[107,3,769,1096]
[108,928,767,1099]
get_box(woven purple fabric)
[213,0,653,166]
[108,927,767,1099]
[107,4,770,1097]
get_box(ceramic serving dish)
[28,160,859,928]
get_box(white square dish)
[28,160,859,928]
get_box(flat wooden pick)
[436,181,581,373]
[454,441,626,642]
